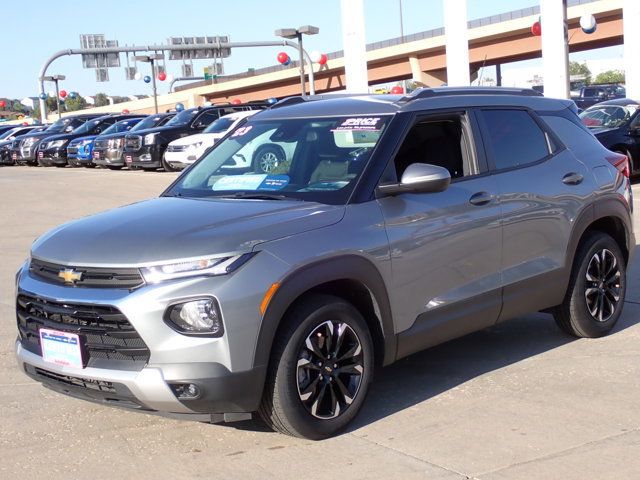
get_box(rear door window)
[478,109,551,171]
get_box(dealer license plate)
[125,155,132,164]
[93,151,100,160]
[39,328,83,369]
[38,151,44,159]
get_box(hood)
[42,132,86,143]
[127,125,183,137]
[591,126,620,136]
[95,131,128,141]
[20,130,65,141]
[31,197,344,267]
[169,133,217,146]
[69,135,97,145]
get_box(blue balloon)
[69,92,77,99]
[283,58,291,66]
[143,75,151,83]
[267,97,278,105]
[39,93,47,100]
[58,99,65,105]
[175,102,185,112]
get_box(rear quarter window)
[541,114,609,159]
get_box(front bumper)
[163,150,197,170]
[37,147,67,166]
[126,145,162,168]
[14,251,289,416]
[93,148,125,166]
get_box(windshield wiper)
[215,192,296,201]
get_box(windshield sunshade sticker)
[332,117,382,131]
[212,174,267,191]
[231,126,253,137]
[258,175,290,191]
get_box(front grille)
[29,258,145,289]
[94,139,110,150]
[34,367,116,393]
[17,294,150,368]
[124,135,142,150]
[166,144,187,152]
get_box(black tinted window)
[193,111,219,127]
[480,109,550,170]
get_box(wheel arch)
[253,255,396,370]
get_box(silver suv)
[15,88,634,439]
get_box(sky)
[0,0,624,100]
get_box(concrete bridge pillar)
[540,0,570,99]
[624,0,640,100]
[443,0,470,86]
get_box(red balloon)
[0,100,5,108]
[390,86,404,94]
[318,53,328,65]
[121,109,130,114]
[22,122,29,126]
[231,98,242,105]
[158,72,167,81]
[277,52,290,64]
[531,21,542,36]
[59,90,67,98]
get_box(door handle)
[562,172,584,185]
[469,191,494,206]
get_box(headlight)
[144,133,157,145]
[188,141,204,149]
[48,140,68,148]
[140,253,255,284]
[23,138,35,146]
[80,139,92,146]
[165,298,223,336]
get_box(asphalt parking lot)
[1,167,639,480]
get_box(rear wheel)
[553,231,626,338]
[259,294,374,439]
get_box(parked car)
[0,125,47,165]
[37,114,142,167]
[16,88,633,439]
[68,117,145,168]
[124,103,267,171]
[163,110,258,170]
[12,114,104,166]
[92,113,174,170]
[572,84,626,110]
[579,98,640,174]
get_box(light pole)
[275,25,319,96]
[42,74,66,120]
[134,54,163,113]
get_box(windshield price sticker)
[258,175,290,191]
[333,117,382,131]
[231,126,253,137]
[212,174,267,190]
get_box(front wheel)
[259,294,374,439]
[252,145,284,174]
[553,231,626,338]
[161,153,178,172]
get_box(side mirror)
[65,126,73,132]
[378,163,451,196]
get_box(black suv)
[37,114,143,167]
[579,98,640,174]
[93,113,175,170]
[124,103,267,171]
[12,114,104,166]
[0,125,47,165]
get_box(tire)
[67,158,80,168]
[553,231,626,338]
[161,153,178,172]
[252,144,284,174]
[107,166,123,170]
[258,294,374,440]
[54,164,67,168]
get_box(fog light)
[169,383,201,399]
[165,298,223,336]
[140,153,151,161]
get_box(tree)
[94,93,109,107]
[569,61,592,84]
[64,95,87,112]
[594,70,625,84]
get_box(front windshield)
[580,105,638,128]
[131,115,170,131]
[101,119,141,135]
[45,117,73,132]
[203,117,235,134]
[165,115,391,205]
[73,119,102,134]
[0,128,20,140]
[165,109,198,126]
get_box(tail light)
[607,153,630,178]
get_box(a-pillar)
[340,0,368,93]
[624,0,640,100]
[540,0,569,99]
[443,0,470,86]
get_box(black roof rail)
[270,93,374,109]
[397,86,543,104]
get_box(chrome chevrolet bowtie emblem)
[58,268,82,284]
